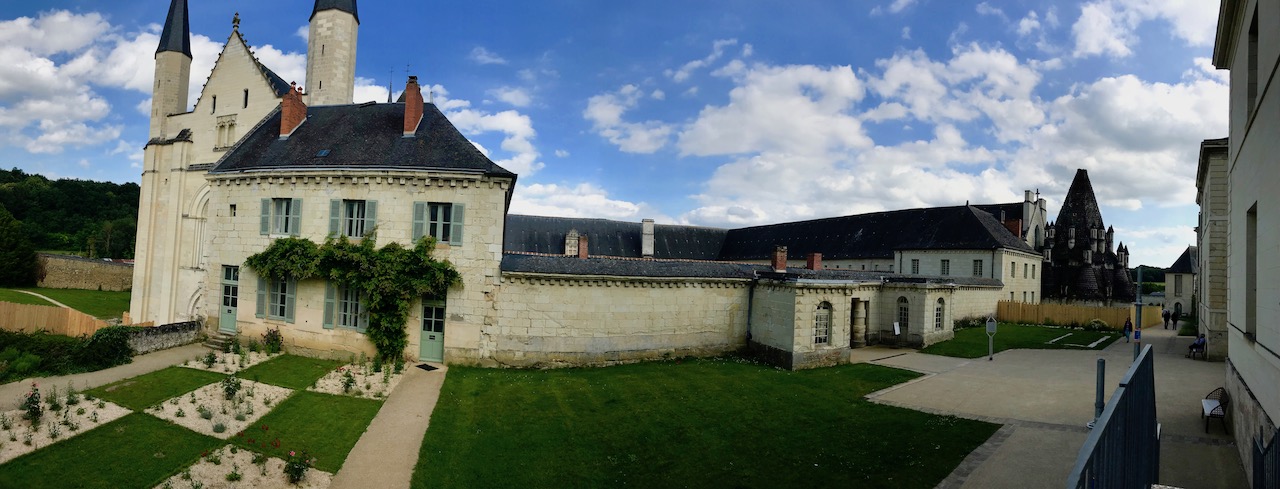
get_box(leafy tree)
[0,168,139,257]
[0,204,38,286]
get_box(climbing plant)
[244,234,461,363]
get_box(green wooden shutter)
[323,282,335,329]
[364,200,377,237]
[284,278,296,323]
[255,276,266,318]
[450,203,465,245]
[357,299,369,333]
[329,200,341,237]
[260,199,270,235]
[289,198,303,236]
[412,202,425,242]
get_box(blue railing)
[1067,344,1160,488]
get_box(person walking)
[1172,310,1181,330]
[1162,308,1171,329]
[1123,317,1133,343]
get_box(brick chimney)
[1002,219,1023,239]
[403,76,424,137]
[641,219,655,258]
[280,82,306,137]
[771,246,788,272]
[578,235,589,259]
[806,252,822,270]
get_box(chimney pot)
[578,235,589,259]
[403,76,424,137]
[806,252,822,271]
[771,246,788,273]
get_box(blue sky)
[0,0,1224,268]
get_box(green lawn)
[413,359,998,489]
[0,413,222,489]
[86,366,226,410]
[0,289,55,307]
[920,323,1120,358]
[238,354,343,390]
[16,287,131,319]
[231,391,382,473]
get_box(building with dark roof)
[1164,245,1198,318]
[1041,169,1137,305]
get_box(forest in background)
[0,168,139,259]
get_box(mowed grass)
[86,366,226,410]
[0,289,55,307]
[231,391,382,473]
[17,287,131,319]
[920,323,1121,359]
[0,413,222,489]
[413,359,998,489]
[238,354,342,390]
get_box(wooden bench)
[1202,387,1229,433]
[1189,343,1208,360]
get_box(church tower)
[305,0,359,105]
[150,0,192,137]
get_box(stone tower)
[305,0,359,105]
[150,0,192,137]
[1041,169,1136,304]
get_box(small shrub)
[262,327,284,354]
[197,405,213,420]
[222,374,242,400]
[952,316,986,330]
[0,412,10,431]
[22,430,32,446]
[64,382,80,406]
[208,451,222,465]
[203,351,217,368]
[247,339,260,353]
[234,413,246,421]
[284,449,314,483]
[1087,319,1110,331]
[75,326,138,370]
[22,382,42,424]
[226,464,242,482]
[75,407,85,416]
[47,422,59,440]
[1042,317,1058,327]
[230,336,243,355]
[212,422,226,434]
[90,412,98,423]
[96,400,104,409]
[46,385,62,412]
[341,368,356,393]
[175,408,186,418]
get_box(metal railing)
[1256,428,1280,489]
[1067,344,1160,488]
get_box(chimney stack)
[280,82,306,137]
[1024,190,1034,202]
[578,235,589,259]
[641,219,655,258]
[806,252,822,271]
[403,76,424,137]
[564,230,579,257]
[771,246,788,273]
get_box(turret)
[1105,226,1114,253]
[305,0,359,105]
[150,0,192,138]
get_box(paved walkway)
[11,290,70,309]
[331,363,448,489]
[0,343,207,411]
[856,326,1247,488]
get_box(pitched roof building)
[1041,169,1136,305]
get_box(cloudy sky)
[0,0,1224,268]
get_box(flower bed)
[308,363,405,400]
[0,390,130,464]
[179,351,276,374]
[151,444,332,489]
[146,380,292,439]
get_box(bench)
[1189,342,1208,360]
[1202,387,1229,434]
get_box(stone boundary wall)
[128,320,201,355]
[37,254,133,292]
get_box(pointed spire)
[312,0,359,24]
[156,0,192,57]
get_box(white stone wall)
[1197,142,1229,359]
[486,275,750,367]
[1165,272,1194,315]
[203,171,512,361]
[306,9,358,106]
[895,248,1042,304]
[749,284,797,353]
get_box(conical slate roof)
[312,0,359,23]
[1057,169,1104,233]
[156,0,191,57]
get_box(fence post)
[1088,358,1105,429]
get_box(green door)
[220,266,239,334]
[420,301,445,362]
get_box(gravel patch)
[145,380,293,439]
[178,351,277,374]
[151,444,333,489]
[307,364,404,400]
[0,397,130,464]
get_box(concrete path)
[331,363,448,489]
[856,326,1247,488]
[0,343,208,410]
[11,290,69,309]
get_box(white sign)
[893,322,901,335]
[986,317,997,334]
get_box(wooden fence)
[0,302,110,337]
[997,301,1163,330]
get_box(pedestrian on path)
[1123,317,1133,343]
[1172,310,1181,330]
[1163,308,1171,329]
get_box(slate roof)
[503,215,727,260]
[718,205,1035,261]
[1167,246,1198,275]
[312,0,359,23]
[157,0,191,57]
[210,102,515,178]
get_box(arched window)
[935,298,945,331]
[814,302,832,345]
[897,297,909,332]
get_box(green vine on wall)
[244,234,461,363]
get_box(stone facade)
[1212,1,1280,482]
[305,8,358,106]
[1197,139,1229,360]
[128,321,201,355]
[37,254,133,292]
